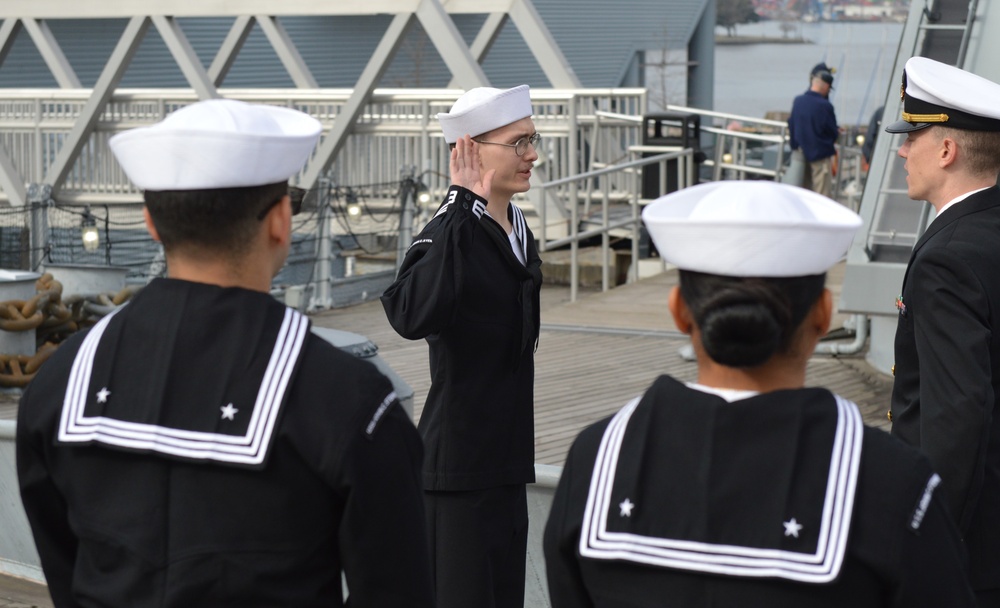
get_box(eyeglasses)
[474,133,541,157]
[257,186,305,221]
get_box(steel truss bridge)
[0,0,797,305]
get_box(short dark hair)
[679,270,826,368]
[939,127,1000,178]
[144,181,287,256]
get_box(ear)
[668,286,693,335]
[142,207,161,242]
[812,288,833,338]
[939,135,959,169]
[265,194,293,246]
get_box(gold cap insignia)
[901,111,949,123]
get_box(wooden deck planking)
[1,264,893,469]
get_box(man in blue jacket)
[788,62,840,196]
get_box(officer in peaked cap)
[543,181,974,607]
[17,99,434,607]
[886,55,1000,607]
[886,56,1000,133]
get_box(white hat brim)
[109,101,321,191]
[437,85,533,144]
[642,181,862,277]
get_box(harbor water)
[714,20,905,126]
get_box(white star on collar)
[220,403,239,421]
[783,518,803,538]
[96,387,111,403]
[619,498,635,517]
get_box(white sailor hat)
[642,181,862,277]
[109,99,322,191]
[437,85,533,144]
[885,56,1000,133]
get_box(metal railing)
[536,149,696,302]
[0,88,648,206]
[1,87,875,312]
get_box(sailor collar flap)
[57,283,310,469]
[435,186,532,266]
[579,377,864,584]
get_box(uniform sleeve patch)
[406,238,433,253]
[910,473,941,531]
[365,391,398,439]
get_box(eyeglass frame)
[257,186,305,221]
[473,133,541,157]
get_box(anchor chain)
[0,273,140,387]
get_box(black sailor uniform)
[381,185,542,607]
[544,376,976,607]
[382,185,542,491]
[17,279,433,608]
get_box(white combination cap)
[885,56,1000,133]
[642,181,862,277]
[437,85,532,144]
[109,99,322,191]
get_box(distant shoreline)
[716,35,811,45]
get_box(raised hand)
[449,135,494,201]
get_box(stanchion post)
[27,183,51,272]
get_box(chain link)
[0,273,141,387]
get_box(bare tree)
[717,0,760,37]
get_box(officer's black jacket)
[890,185,1000,592]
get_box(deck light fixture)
[81,207,99,251]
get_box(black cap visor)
[889,92,1000,134]
[884,119,933,133]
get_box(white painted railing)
[0,88,648,205]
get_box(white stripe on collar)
[511,203,529,262]
[433,188,486,221]
[484,203,529,262]
[578,393,863,583]
[57,306,309,466]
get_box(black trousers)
[424,484,528,608]
[978,588,1000,608]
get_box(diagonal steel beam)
[299,12,415,189]
[508,0,580,88]
[151,15,218,100]
[255,15,317,88]
[208,15,254,86]
[0,18,23,68]
[0,142,27,207]
[45,16,151,197]
[447,12,506,88]
[414,0,488,89]
[21,18,81,88]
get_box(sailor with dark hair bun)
[680,272,826,368]
[543,181,975,607]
